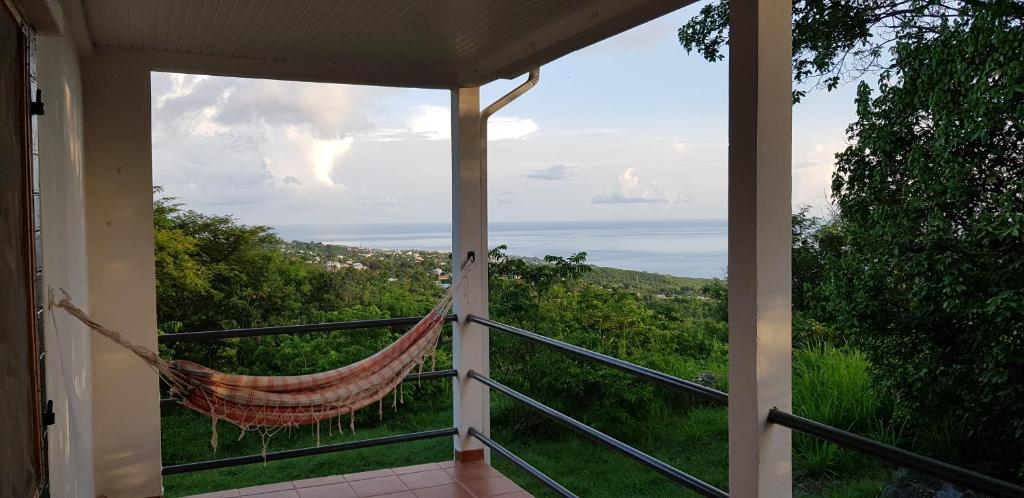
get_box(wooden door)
[0,3,43,496]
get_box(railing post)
[451,86,489,463]
[727,0,794,496]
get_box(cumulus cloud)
[151,72,380,210]
[526,164,574,181]
[592,168,679,204]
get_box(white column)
[451,86,490,463]
[82,52,162,497]
[727,0,793,496]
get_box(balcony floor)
[185,460,533,498]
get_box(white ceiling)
[76,0,694,87]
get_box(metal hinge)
[42,400,55,426]
[30,89,44,116]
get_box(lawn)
[162,387,889,498]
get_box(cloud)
[592,168,678,204]
[407,105,450,140]
[152,72,376,200]
[405,105,539,141]
[792,141,842,212]
[526,164,574,181]
[488,116,538,140]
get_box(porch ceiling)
[75,0,694,88]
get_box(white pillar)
[451,86,490,463]
[727,0,793,496]
[82,52,162,498]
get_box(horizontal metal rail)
[159,314,457,344]
[161,368,458,408]
[468,370,728,498]
[468,315,727,406]
[161,427,458,475]
[468,428,578,498]
[768,409,1024,498]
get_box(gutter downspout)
[481,67,540,186]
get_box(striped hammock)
[51,258,470,448]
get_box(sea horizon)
[274,219,727,279]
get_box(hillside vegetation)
[156,197,899,497]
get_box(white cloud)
[592,167,680,204]
[793,141,842,213]
[488,116,538,140]
[525,164,574,181]
[405,105,538,141]
[151,72,382,221]
[407,105,451,140]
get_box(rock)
[694,372,717,388]
[882,472,976,498]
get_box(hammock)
[51,257,472,449]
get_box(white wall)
[37,31,95,498]
[82,51,163,498]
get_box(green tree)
[829,7,1024,474]
[678,0,1012,100]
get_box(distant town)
[284,242,453,287]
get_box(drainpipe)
[481,67,540,178]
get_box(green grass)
[162,392,888,498]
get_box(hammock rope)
[51,255,474,452]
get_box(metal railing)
[767,409,1024,497]
[468,428,578,498]
[470,315,1024,498]
[162,428,458,476]
[156,313,1024,498]
[159,314,456,344]
[468,370,728,498]
[468,315,727,405]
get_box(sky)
[151,1,858,226]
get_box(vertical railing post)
[728,0,794,496]
[451,86,490,463]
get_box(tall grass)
[793,343,898,478]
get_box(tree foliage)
[678,0,1014,100]
[828,7,1024,472]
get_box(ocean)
[274,219,727,279]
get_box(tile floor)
[184,461,532,498]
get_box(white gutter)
[480,67,540,173]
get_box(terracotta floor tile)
[348,475,409,497]
[294,475,347,489]
[239,481,296,495]
[392,463,441,475]
[186,490,241,498]
[344,469,396,482]
[398,469,455,490]
[458,476,522,497]
[191,460,530,498]
[445,462,501,482]
[296,482,357,498]
[410,483,476,498]
[246,491,300,498]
